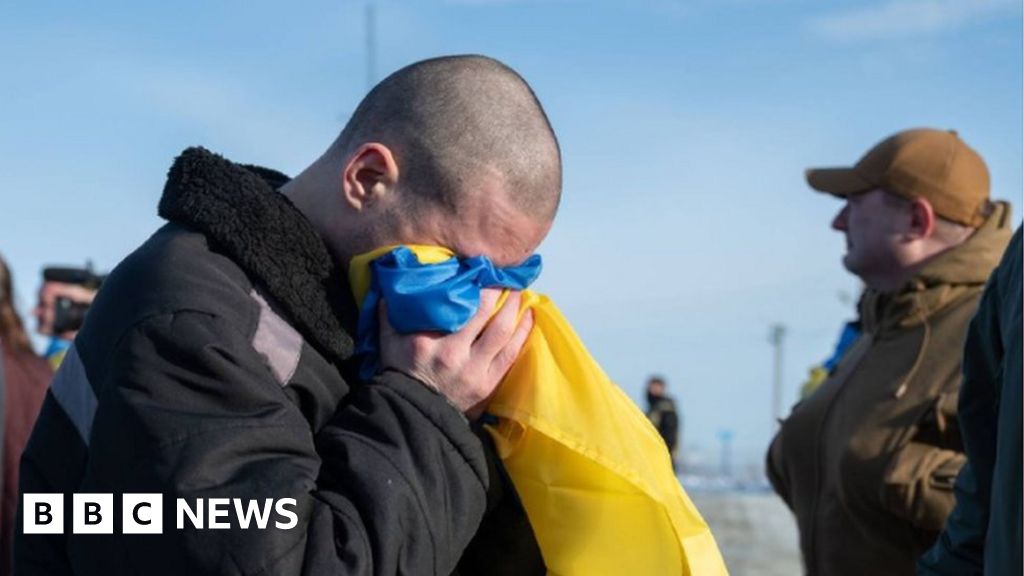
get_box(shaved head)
[331,55,562,222]
[284,55,561,267]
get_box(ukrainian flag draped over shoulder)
[350,246,727,576]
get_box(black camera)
[41,263,106,335]
[52,296,92,334]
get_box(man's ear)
[341,143,399,211]
[907,197,936,240]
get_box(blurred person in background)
[32,264,103,368]
[646,375,680,471]
[766,128,1013,575]
[918,227,1022,576]
[0,254,51,575]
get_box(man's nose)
[831,205,849,231]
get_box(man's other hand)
[379,288,534,420]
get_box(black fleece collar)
[158,146,356,363]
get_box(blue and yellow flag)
[350,245,727,576]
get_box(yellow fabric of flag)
[350,245,727,576]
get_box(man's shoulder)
[996,227,1022,302]
[653,397,677,413]
[87,222,259,340]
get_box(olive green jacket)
[767,202,1013,576]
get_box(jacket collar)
[861,201,1013,333]
[158,146,356,363]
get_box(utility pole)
[769,323,787,427]
[365,1,377,91]
[717,430,734,479]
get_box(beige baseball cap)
[806,128,990,226]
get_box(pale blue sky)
[1,0,1021,471]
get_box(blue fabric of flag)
[355,246,543,379]
[823,321,861,372]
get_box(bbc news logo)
[24,494,299,534]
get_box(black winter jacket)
[919,227,1022,576]
[16,148,542,575]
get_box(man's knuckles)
[431,345,465,373]
[479,288,502,308]
[485,312,518,344]
[409,335,434,359]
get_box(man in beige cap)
[766,128,1013,575]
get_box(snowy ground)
[689,490,803,576]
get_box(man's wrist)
[378,369,471,425]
